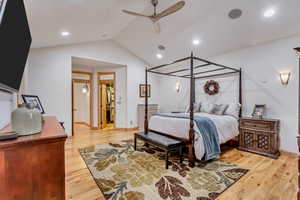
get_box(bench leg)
[179,146,183,164]
[166,150,169,169]
[134,136,137,151]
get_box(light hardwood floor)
[65,125,297,200]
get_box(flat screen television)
[0,0,32,92]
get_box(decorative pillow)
[185,102,201,113]
[200,103,215,113]
[211,104,229,115]
[224,103,241,119]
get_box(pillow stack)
[224,103,241,119]
[199,102,241,118]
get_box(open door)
[98,72,115,130]
[71,71,92,134]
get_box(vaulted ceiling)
[25,0,149,48]
[25,0,300,65]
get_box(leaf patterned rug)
[79,140,248,200]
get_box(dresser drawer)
[240,119,277,131]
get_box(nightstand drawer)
[240,119,277,131]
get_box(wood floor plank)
[65,125,297,200]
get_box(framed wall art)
[139,84,151,98]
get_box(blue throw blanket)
[155,113,220,160]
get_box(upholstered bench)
[134,131,184,169]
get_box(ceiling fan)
[122,0,185,33]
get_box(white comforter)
[149,113,239,160]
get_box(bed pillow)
[224,103,241,119]
[211,104,229,115]
[185,102,201,113]
[200,103,215,113]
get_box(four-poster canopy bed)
[144,52,242,167]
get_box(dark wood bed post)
[239,68,242,118]
[294,47,300,200]
[145,67,149,134]
[189,52,196,167]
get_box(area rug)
[79,140,248,200]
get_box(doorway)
[72,71,93,134]
[98,72,115,129]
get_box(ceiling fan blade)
[155,1,185,20]
[122,10,150,18]
[153,21,161,34]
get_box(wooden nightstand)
[238,117,280,158]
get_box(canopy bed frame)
[144,52,242,167]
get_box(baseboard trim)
[90,127,99,130]
[74,122,90,127]
[114,127,139,131]
[280,150,298,158]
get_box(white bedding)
[149,112,239,160]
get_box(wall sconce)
[82,84,89,94]
[175,82,181,93]
[279,72,291,86]
[294,47,300,57]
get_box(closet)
[98,72,115,129]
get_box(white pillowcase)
[211,104,229,115]
[200,103,215,113]
[224,103,241,119]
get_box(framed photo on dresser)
[22,95,45,114]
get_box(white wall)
[155,75,240,113]
[27,40,159,136]
[156,36,299,153]
[0,91,14,130]
[211,36,299,153]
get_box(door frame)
[71,71,93,135]
[97,72,116,129]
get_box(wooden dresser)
[137,104,159,131]
[239,117,280,158]
[0,116,67,200]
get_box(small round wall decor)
[204,80,220,95]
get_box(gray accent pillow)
[211,104,229,115]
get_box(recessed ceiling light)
[193,39,201,46]
[264,8,275,18]
[156,53,163,59]
[61,31,70,36]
